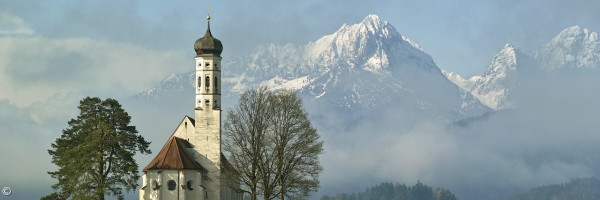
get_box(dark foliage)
[43,97,151,200]
[321,181,458,200]
[503,177,600,200]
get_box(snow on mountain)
[260,76,311,91]
[470,44,519,110]
[448,26,599,111]
[442,69,480,92]
[137,72,194,98]
[533,26,600,71]
[138,14,490,122]
[469,44,539,110]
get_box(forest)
[503,177,600,200]
[320,182,457,200]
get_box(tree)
[223,87,272,200]
[43,97,151,200]
[411,181,434,200]
[433,188,458,200]
[270,90,323,200]
[223,87,324,200]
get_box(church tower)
[193,13,224,200]
[140,11,241,200]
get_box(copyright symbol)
[2,187,10,196]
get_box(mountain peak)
[307,14,434,73]
[360,14,384,27]
[502,43,515,50]
[494,43,518,67]
[534,25,600,70]
[557,25,584,38]
[336,14,391,37]
[470,44,527,110]
[551,25,598,44]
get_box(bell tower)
[193,11,223,200]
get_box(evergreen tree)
[323,181,457,200]
[411,181,434,200]
[433,188,458,200]
[43,97,151,200]
[504,177,600,200]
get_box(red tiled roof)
[143,136,204,172]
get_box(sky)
[1,0,600,199]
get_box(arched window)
[205,76,210,88]
[187,180,193,190]
[198,76,201,88]
[151,180,159,190]
[214,76,218,88]
[167,180,176,191]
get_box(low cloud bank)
[315,68,600,200]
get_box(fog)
[312,67,600,200]
[1,1,599,199]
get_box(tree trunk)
[250,183,257,200]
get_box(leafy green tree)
[43,97,151,200]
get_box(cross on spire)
[207,6,211,21]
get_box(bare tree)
[223,87,324,200]
[223,87,272,200]
[270,90,323,200]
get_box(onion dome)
[194,15,223,57]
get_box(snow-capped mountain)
[442,70,481,92]
[138,72,194,97]
[533,26,600,71]
[469,44,537,110]
[138,15,489,123]
[445,26,599,111]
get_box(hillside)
[321,182,458,200]
[503,177,600,200]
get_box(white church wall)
[172,117,196,142]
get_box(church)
[139,13,243,200]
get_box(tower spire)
[207,6,211,30]
[194,5,222,57]
[192,5,224,200]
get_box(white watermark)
[1,187,10,196]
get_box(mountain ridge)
[445,25,599,110]
[138,14,489,122]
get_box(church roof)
[143,136,205,172]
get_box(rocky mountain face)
[445,26,599,110]
[139,15,489,124]
[533,26,600,71]
[469,44,537,110]
[442,70,480,92]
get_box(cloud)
[0,36,188,108]
[0,12,33,35]
[0,99,59,199]
[313,67,600,200]
[0,10,194,198]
